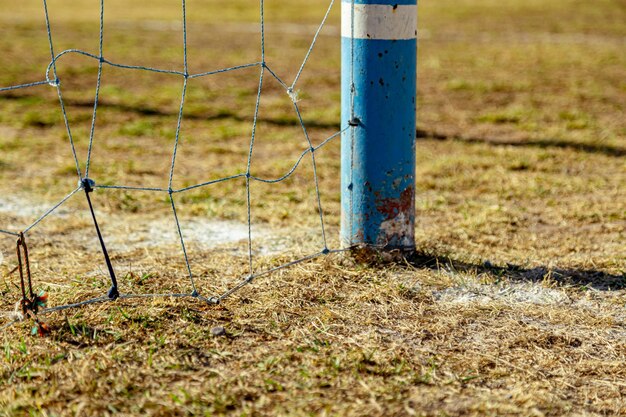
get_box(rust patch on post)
[376,186,413,220]
[375,185,415,248]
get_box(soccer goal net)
[0,0,417,331]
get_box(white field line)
[433,281,571,306]
[0,193,290,255]
[433,30,626,46]
[114,21,625,45]
[122,20,343,37]
[0,15,624,45]
[0,196,71,219]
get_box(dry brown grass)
[1,0,625,415]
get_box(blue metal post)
[341,0,417,249]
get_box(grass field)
[1,0,625,415]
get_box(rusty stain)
[376,186,414,221]
[374,185,415,248]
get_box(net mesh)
[0,0,352,328]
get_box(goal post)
[341,0,418,250]
[0,0,420,322]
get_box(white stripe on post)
[340,3,417,40]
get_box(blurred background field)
[0,0,625,416]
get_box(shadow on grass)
[81,100,340,129]
[403,250,625,291]
[58,102,626,158]
[416,128,626,158]
[6,94,622,157]
[0,93,341,130]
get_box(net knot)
[287,87,300,103]
[81,177,96,193]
